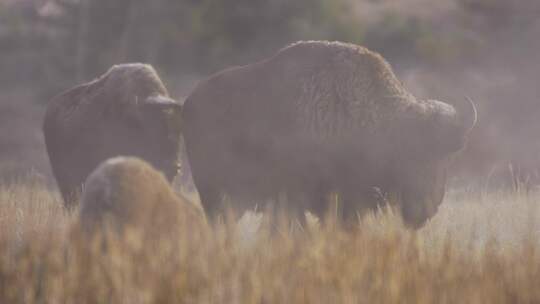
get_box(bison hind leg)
[284,185,331,228]
[197,183,223,223]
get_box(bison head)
[103,94,183,182]
[130,95,183,181]
[396,97,477,228]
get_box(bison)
[43,64,183,208]
[79,156,206,236]
[183,41,476,227]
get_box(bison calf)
[79,157,205,237]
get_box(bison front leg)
[339,187,381,225]
[55,169,83,210]
[303,187,332,224]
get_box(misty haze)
[1,0,540,302]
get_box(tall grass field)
[2,175,540,303]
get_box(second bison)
[43,64,183,208]
[183,41,476,227]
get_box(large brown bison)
[43,64,183,209]
[79,156,206,236]
[183,41,476,227]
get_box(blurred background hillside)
[1,0,539,188]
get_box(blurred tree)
[0,0,362,96]
[0,2,51,89]
[189,0,362,69]
[452,0,540,184]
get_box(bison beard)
[183,41,476,227]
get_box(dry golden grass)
[2,175,540,303]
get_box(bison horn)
[144,95,182,110]
[455,96,477,133]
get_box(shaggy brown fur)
[43,64,183,209]
[183,41,476,227]
[79,157,206,237]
